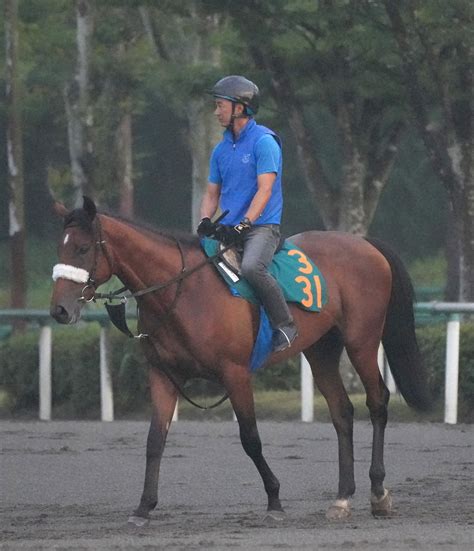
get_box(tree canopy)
[3,0,471,286]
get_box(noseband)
[52,216,112,303]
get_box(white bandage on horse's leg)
[52,264,90,283]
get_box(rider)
[197,75,298,353]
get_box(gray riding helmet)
[210,75,260,116]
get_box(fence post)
[301,353,314,422]
[39,324,52,421]
[100,324,114,422]
[445,314,460,424]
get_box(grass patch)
[112,391,444,423]
[3,391,443,423]
[408,252,446,286]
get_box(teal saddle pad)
[201,238,328,372]
[202,238,327,312]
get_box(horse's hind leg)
[304,328,355,520]
[129,367,177,526]
[345,337,392,517]
[222,365,284,520]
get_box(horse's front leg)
[223,366,284,521]
[129,367,177,526]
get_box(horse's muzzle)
[50,304,72,324]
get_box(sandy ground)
[1,420,473,550]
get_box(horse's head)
[50,196,113,324]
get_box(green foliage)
[253,356,301,391]
[0,324,149,417]
[0,237,58,309]
[1,0,463,260]
[0,330,39,410]
[370,130,448,260]
[53,325,102,416]
[409,253,446,290]
[113,340,149,412]
[417,323,474,421]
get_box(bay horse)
[50,196,431,524]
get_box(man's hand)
[233,218,252,236]
[214,218,251,246]
[197,217,215,237]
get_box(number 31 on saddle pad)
[202,238,328,312]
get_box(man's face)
[214,98,243,127]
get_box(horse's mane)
[64,205,201,250]
[101,210,202,250]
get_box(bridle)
[79,216,114,303]
[55,215,186,308]
[52,216,114,303]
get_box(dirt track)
[1,420,473,550]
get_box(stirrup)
[272,324,298,353]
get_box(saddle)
[202,237,327,313]
[218,236,286,276]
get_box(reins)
[93,244,225,301]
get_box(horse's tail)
[365,237,432,412]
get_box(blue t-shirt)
[208,119,283,226]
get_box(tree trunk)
[445,204,461,301]
[251,48,399,235]
[249,49,337,227]
[456,148,474,300]
[188,98,221,230]
[186,10,222,231]
[5,0,27,313]
[337,103,367,234]
[65,0,95,206]
[116,103,134,218]
[336,107,402,235]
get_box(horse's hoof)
[264,509,286,522]
[128,515,150,527]
[326,499,352,520]
[371,489,393,517]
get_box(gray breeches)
[240,224,293,329]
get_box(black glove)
[214,218,251,246]
[212,224,232,244]
[197,217,215,237]
[233,218,252,236]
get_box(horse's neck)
[102,216,187,293]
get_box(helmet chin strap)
[227,102,237,137]
[227,102,248,139]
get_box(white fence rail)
[0,303,470,424]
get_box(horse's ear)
[83,196,97,220]
[53,201,69,218]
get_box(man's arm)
[244,172,276,223]
[244,134,281,223]
[200,183,221,220]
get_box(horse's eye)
[77,245,91,255]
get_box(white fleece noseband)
[52,264,90,284]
